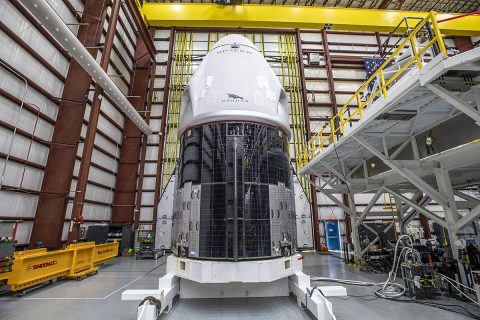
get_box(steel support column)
[322,29,354,248]
[321,30,339,120]
[112,30,155,226]
[346,193,362,260]
[434,168,467,284]
[152,27,175,231]
[134,29,158,230]
[67,0,122,243]
[30,0,108,249]
[395,195,406,234]
[296,29,320,251]
[419,208,432,238]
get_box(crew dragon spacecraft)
[171,35,297,261]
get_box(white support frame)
[456,204,480,230]
[354,136,449,208]
[427,84,480,126]
[301,48,480,267]
[385,187,446,228]
[122,255,347,320]
[433,167,468,283]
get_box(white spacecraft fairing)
[171,34,297,260]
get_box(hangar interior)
[0,1,480,319]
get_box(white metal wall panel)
[0,222,32,245]
[73,159,81,177]
[0,1,69,77]
[0,68,59,120]
[0,191,38,218]
[46,0,80,34]
[142,177,156,190]
[95,133,120,159]
[147,133,160,145]
[145,146,159,161]
[101,98,125,129]
[319,207,344,220]
[119,6,138,40]
[140,207,154,222]
[112,36,134,71]
[107,64,129,95]
[87,166,116,187]
[143,163,157,176]
[82,202,111,221]
[85,184,115,204]
[0,30,64,98]
[65,201,73,220]
[0,159,43,190]
[91,148,118,173]
[141,192,155,206]
[0,96,54,141]
[0,128,49,166]
[109,49,131,84]
[97,114,123,144]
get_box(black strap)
[139,296,162,317]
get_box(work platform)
[300,20,480,265]
[301,46,480,193]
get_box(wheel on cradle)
[16,291,24,297]
[154,252,159,260]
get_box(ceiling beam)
[139,4,480,36]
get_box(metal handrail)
[301,12,448,166]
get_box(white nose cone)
[178,35,291,138]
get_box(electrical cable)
[438,274,480,307]
[311,235,480,318]
[373,234,421,298]
[312,235,422,299]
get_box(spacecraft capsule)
[172,35,296,260]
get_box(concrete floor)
[0,253,479,320]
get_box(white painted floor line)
[102,272,149,299]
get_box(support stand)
[122,254,346,319]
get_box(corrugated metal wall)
[0,0,148,245]
[65,1,139,240]
[0,0,78,244]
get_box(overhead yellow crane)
[138,3,480,36]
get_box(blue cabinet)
[325,221,341,251]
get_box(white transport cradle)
[122,254,347,319]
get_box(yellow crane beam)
[140,4,480,36]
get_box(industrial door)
[325,221,341,251]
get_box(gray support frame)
[434,167,468,284]
[427,84,480,126]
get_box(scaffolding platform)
[301,46,480,193]
[300,28,480,267]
